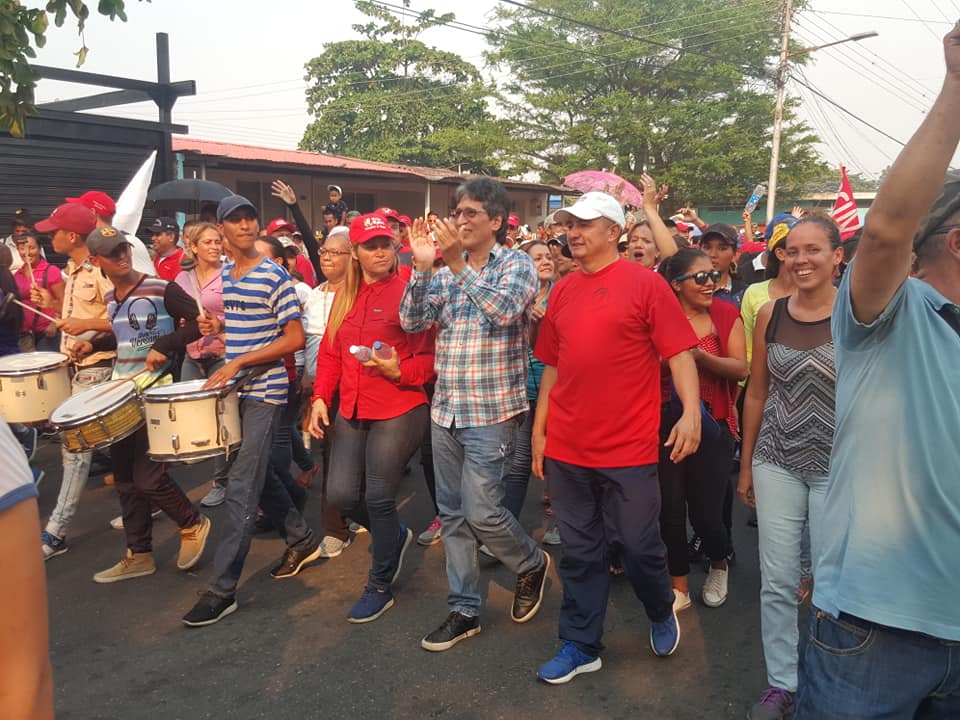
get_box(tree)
[0,0,141,137]
[487,0,828,205]
[299,1,509,174]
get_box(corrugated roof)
[171,136,568,192]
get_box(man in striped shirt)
[182,195,322,628]
[401,178,550,652]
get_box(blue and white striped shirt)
[222,258,301,405]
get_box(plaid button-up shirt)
[400,245,537,428]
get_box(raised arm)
[272,179,322,279]
[851,25,960,323]
[640,173,679,262]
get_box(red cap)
[398,214,411,227]
[350,213,394,244]
[508,213,520,228]
[66,190,116,219]
[34,203,97,235]
[265,218,297,235]
[675,221,693,233]
[376,207,401,223]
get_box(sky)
[27,0,960,184]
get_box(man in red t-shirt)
[148,217,184,281]
[531,192,702,684]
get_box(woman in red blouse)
[658,248,747,612]
[308,213,435,625]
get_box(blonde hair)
[182,221,221,251]
[323,241,361,343]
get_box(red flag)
[832,165,861,241]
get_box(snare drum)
[51,380,143,453]
[0,351,71,424]
[141,379,241,463]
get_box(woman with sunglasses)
[307,213,435,624]
[737,217,842,720]
[658,249,747,611]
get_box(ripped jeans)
[431,415,544,617]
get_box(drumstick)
[179,255,206,317]
[84,367,153,402]
[2,291,58,324]
[24,257,35,287]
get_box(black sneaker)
[182,591,238,627]
[421,611,481,652]
[270,535,322,579]
[512,551,550,623]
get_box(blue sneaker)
[41,530,68,561]
[537,641,602,684]
[390,524,414,584]
[346,586,395,624]
[22,426,37,461]
[650,610,680,657]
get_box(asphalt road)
[34,436,770,720]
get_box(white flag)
[113,151,157,276]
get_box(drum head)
[142,378,226,401]
[51,380,136,426]
[0,351,68,374]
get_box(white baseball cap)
[555,192,626,228]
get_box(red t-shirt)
[154,247,185,282]
[534,259,697,467]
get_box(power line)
[810,9,952,24]
[790,75,906,146]
[900,0,946,41]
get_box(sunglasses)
[675,270,721,285]
[452,207,487,220]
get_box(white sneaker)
[318,535,351,558]
[348,520,367,534]
[110,508,162,530]
[673,590,692,613]
[478,544,496,559]
[200,483,227,507]
[542,526,562,546]
[702,566,729,607]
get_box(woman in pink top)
[173,222,228,508]
[13,233,64,352]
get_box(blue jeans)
[753,461,827,692]
[502,401,535,520]
[431,417,544,617]
[207,398,314,598]
[45,364,114,539]
[796,609,960,719]
[545,458,673,656]
[326,405,427,590]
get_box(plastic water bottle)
[744,183,766,213]
[372,341,393,359]
[349,345,373,362]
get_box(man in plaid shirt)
[401,178,551,653]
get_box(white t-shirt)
[302,283,337,337]
[0,421,38,512]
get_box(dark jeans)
[546,458,674,657]
[208,399,314,598]
[267,380,307,511]
[503,401,535,520]
[420,383,438,516]
[289,367,313,473]
[112,425,200,553]
[658,406,734,576]
[315,392,351,542]
[796,609,960,719]
[326,405,427,590]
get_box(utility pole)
[767,0,793,223]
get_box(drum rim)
[0,352,69,376]
[146,441,241,464]
[60,418,145,453]
[50,381,139,428]
[141,380,231,403]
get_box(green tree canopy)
[487,0,827,205]
[299,1,507,175]
[0,0,140,137]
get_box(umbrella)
[146,179,233,212]
[563,170,643,207]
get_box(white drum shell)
[0,352,71,423]
[142,381,241,463]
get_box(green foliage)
[487,0,828,204]
[0,0,144,137]
[299,0,508,174]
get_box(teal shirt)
[814,268,960,640]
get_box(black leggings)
[657,405,735,577]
